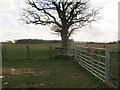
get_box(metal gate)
[68,46,109,82]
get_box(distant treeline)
[1,39,74,44]
[75,41,119,44]
[15,39,63,44]
[1,39,119,44]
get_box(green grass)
[2,44,112,88]
[109,52,119,86]
[2,58,108,88]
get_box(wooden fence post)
[67,44,70,55]
[0,44,2,63]
[73,47,77,61]
[1,45,4,60]
[105,48,109,82]
[103,43,106,48]
[27,45,30,59]
[50,46,52,58]
[0,44,2,90]
[3,45,6,59]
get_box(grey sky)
[0,0,119,42]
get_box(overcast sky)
[0,0,119,42]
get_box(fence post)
[103,43,106,48]
[67,44,70,55]
[27,45,30,59]
[1,45,4,60]
[79,47,82,65]
[73,48,77,61]
[91,47,94,72]
[0,44,2,90]
[0,44,2,64]
[105,48,109,82]
[3,45,6,59]
[50,46,52,58]
[98,49,100,76]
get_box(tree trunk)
[61,34,68,48]
[61,28,68,54]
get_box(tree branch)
[67,25,83,38]
[21,0,101,42]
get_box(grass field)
[1,43,118,88]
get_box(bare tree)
[21,0,100,49]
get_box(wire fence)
[1,44,118,88]
[1,44,54,60]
